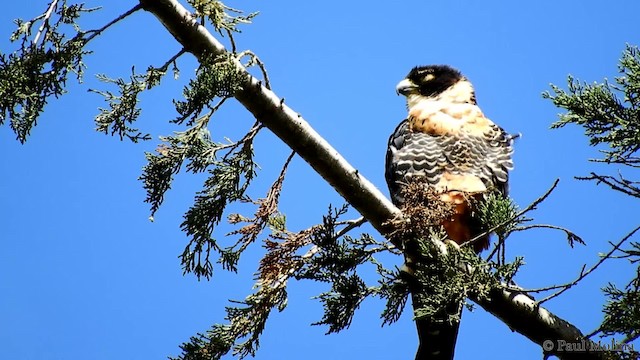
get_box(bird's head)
[396,65,476,108]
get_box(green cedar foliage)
[546,44,640,354]
[0,1,95,143]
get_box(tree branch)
[138,0,400,244]
[138,1,618,358]
[535,225,640,305]
[32,0,58,46]
[85,4,143,43]
[475,287,607,360]
[466,178,561,253]
[577,172,640,199]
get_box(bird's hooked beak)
[396,79,418,96]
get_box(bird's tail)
[413,298,463,360]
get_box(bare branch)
[512,224,585,248]
[236,50,271,90]
[334,217,366,239]
[476,179,561,257]
[474,287,608,360]
[224,28,236,53]
[623,333,640,344]
[519,178,561,213]
[85,4,143,43]
[160,47,188,72]
[32,0,59,46]
[590,157,640,168]
[515,264,587,294]
[577,172,640,199]
[535,225,640,305]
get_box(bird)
[385,65,514,359]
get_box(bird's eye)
[423,74,435,82]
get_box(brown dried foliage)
[387,179,456,245]
[258,227,317,288]
[228,151,295,252]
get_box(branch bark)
[477,288,607,360]
[138,1,616,359]
[138,0,399,241]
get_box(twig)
[514,224,572,232]
[584,328,602,339]
[474,179,560,256]
[225,28,237,53]
[236,50,271,90]
[33,0,59,46]
[521,179,561,214]
[577,172,640,199]
[514,265,587,294]
[335,217,398,253]
[535,225,640,305]
[220,120,263,161]
[590,156,640,167]
[512,224,585,247]
[622,333,640,344]
[85,4,143,43]
[334,217,366,239]
[206,96,229,117]
[159,48,188,72]
[486,235,507,263]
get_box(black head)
[397,65,464,97]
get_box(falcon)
[385,65,514,359]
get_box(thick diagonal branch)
[138,0,399,241]
[138,1,614,359]
[476,288,606,360]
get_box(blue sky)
[2,1,640,359]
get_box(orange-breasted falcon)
[385,65,514,359]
